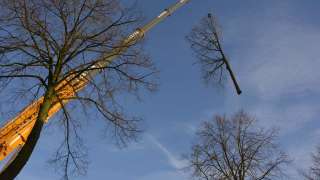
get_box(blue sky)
[3,0,320,179]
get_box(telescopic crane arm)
[0,0,190,161]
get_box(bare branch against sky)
[0,0,156,179]
[303,146,320,180]
[188,111,290,180]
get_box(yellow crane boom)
[0,0,190,161]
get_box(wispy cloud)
[146,134,188,169]
[138,170,188,180]
[245,24,320,99]
[205,4,320,179]
[233,5,320,137]
[252,102,319,134]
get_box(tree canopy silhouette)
[0,0,156,179]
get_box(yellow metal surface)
[0,79,79,161]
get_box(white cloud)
[284,128,320,179]
[252,102,319,134]
[221,1,320,134]
[146,134,188,169]
[138,170,189,180]
[240,20,320,99]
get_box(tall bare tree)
[186,14,241,95]
[303,146,320,180]
[188,111,289,180]
[0,0,156,179]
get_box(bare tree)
[303,146,320,180]
[186,13,241,95]
[0,0,156,179]
[188,111,289,180]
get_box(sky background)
[1,0,319,179]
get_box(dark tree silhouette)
[303,146,320,180]
[186,14,241,95]
[0,0,156,179]
[188,111,289,180]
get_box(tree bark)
[0,87,54,180]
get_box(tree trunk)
[0,87,54,180]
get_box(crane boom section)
[0,0,190,161]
